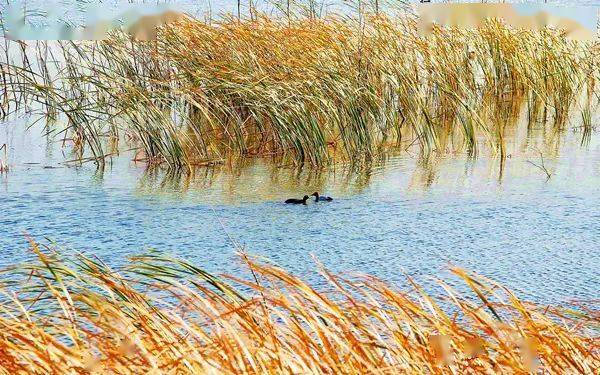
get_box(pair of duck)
[285,192,333,205]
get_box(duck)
[311,191,333,202]
[285,195,309,205]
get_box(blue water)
[1,117,599,305]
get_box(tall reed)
[0,240,597,373]
[2,11,599,169]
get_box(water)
[0,0,599,305]
[1,115,599,305]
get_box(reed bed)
[1,11,599,169]
[0,240,597,373]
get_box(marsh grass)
[1,11,599,169]
[0,240,597,373]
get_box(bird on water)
[285,195,310,205]
[311,192,333,202]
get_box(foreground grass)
[2,11,599,169]
[0,241,597,373]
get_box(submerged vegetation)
[1,9,599,169]
[0,240,597,373]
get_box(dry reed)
[1,10,599,169]
[0,240,597,373]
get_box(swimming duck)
[285,195,309,205]
[311,192,333,202]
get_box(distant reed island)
[1,6,598,170]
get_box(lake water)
[1,115,599,305]
[1,0,599,305]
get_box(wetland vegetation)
[0,241,597,373]
[1,5,598,170]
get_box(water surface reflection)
[0,118,599,305]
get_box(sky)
[1,0,598,39]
